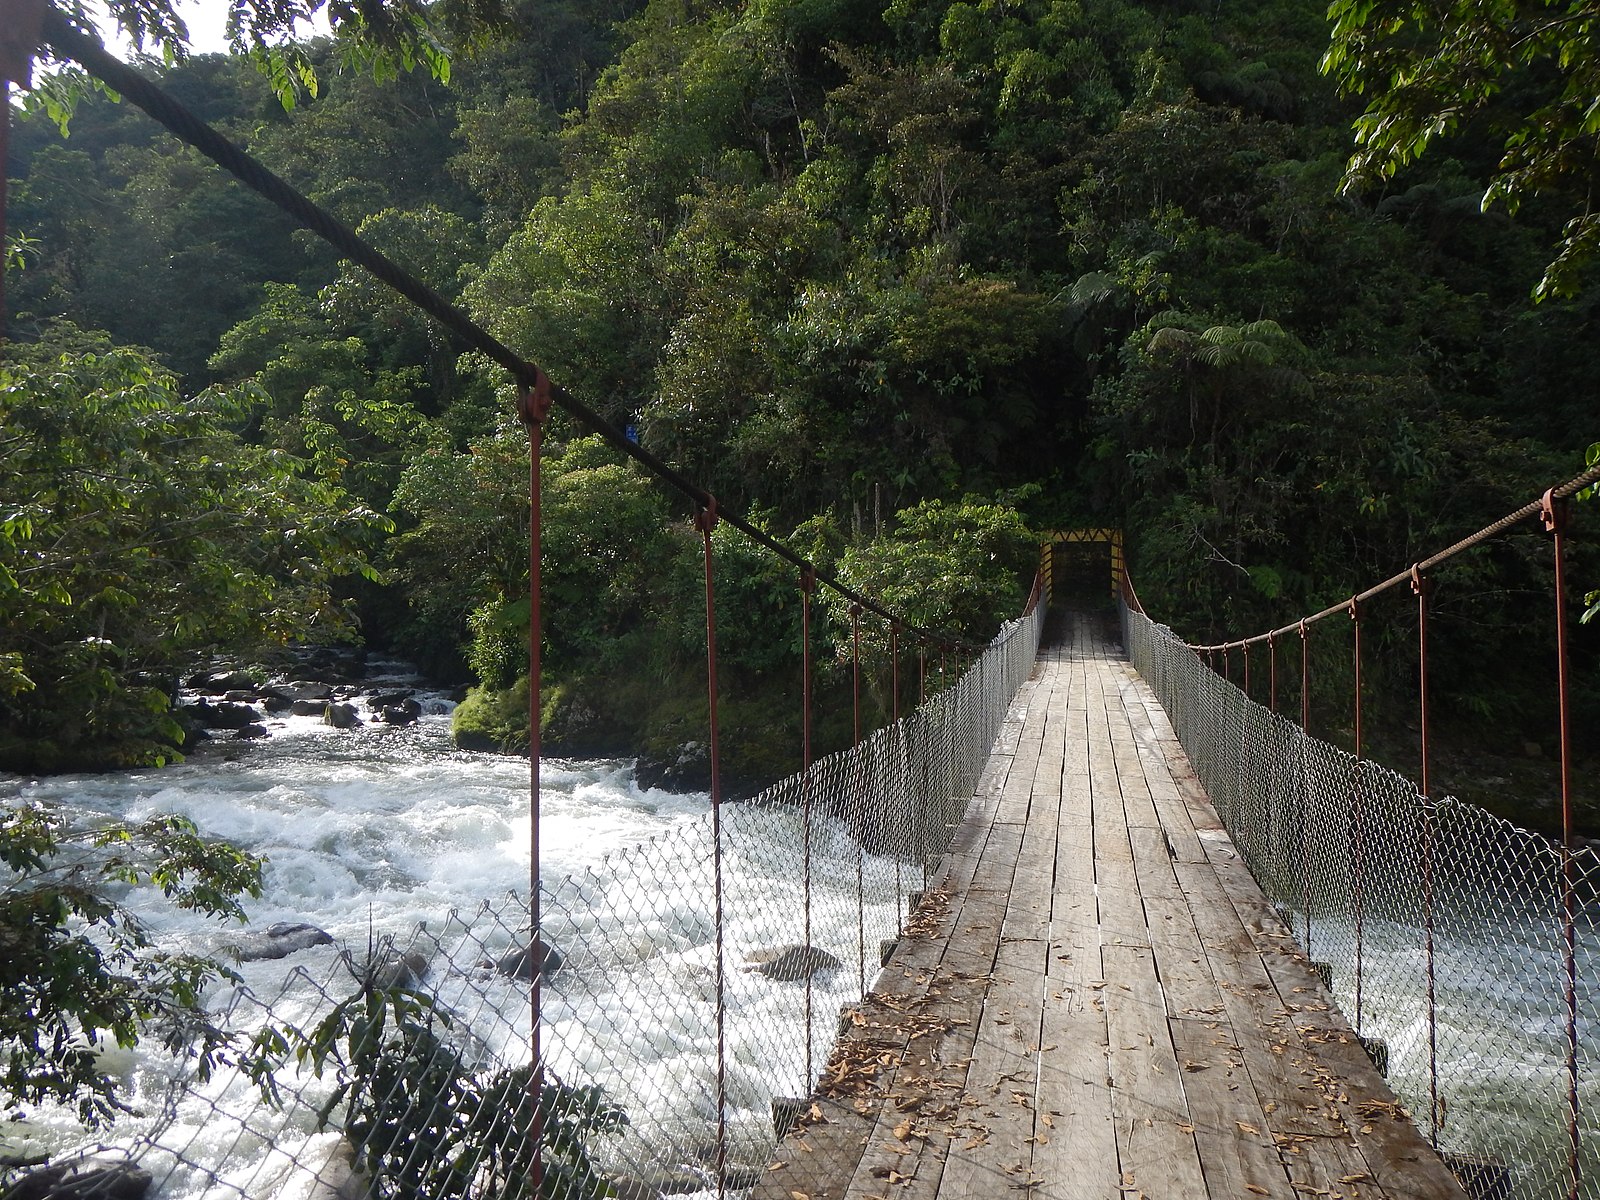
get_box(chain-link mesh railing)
[1,601,1043,1200]
[1125,601,1598,1200]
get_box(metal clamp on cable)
[514,367,554,429]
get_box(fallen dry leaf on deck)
[1237,1121,1260,1134]
[893,1121,912,1141]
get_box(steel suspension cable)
[1189,462,1600,653]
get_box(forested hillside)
[3,0,1593,822]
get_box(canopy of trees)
[2,0,1593,792]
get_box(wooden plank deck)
[753,612,1469,1200]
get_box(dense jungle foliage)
[1,0,1594,826]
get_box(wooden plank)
[1033,923,1119,1198]
[1102,943,1210,1199]
[1169,1016,1299,1199]
[931,937,1047,1198]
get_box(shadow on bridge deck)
[753,611,1469,1200]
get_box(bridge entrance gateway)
[1039,529,1124,608]
[756,610,1466,1200]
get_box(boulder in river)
[490,938,564,981]
[4,1153,152,1200]
[180,700,261,730]
[744,944,842,982]
[233,723,269,740]
[323,702,361,729]
[365,949,431,990]
[380,699,422,726]
[188,669,255,695]
[266,680,334,704]
[229,921,335,962]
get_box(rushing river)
[1,661,910,1199]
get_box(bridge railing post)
[1541,492,1582,1200]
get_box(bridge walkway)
[754,612,1468,1200]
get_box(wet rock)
[229,921,335,962]
[380,699,422,727]
[188,669,254,695]
[490,938,563,981]
[289,699,328,716]
[368,690,416,711]
[180,700,260,730]
[260,694,292,714]
[634,741,709,793]
[368,950,431,990]
[3,1152,153,1200]
[277,681,335,703]
[233,723,269,740]
[323,702,361,730]
[744,944,842,982]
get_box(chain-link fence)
[1125,600,1598,1200]
[2,601,1043,1200]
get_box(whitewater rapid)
[0,662,908,1198]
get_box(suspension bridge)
[754,610,1474,1200]
[2,16,1597,1200]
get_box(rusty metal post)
[1299,620,1312,953]
[1350,597,1366,1030]
[1268,632,1278,714]
[515,374,553,1197]
[1412,566,1440,1142]
[800,568,816,1087]
[695,499,728,1200]
[1242,642,1251,699]
[891,623,901,725]
[1223,645,1231,683]
[851,604,866,996]
[1541,491,1581,1200]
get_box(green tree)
[1322,0,1600,299]
[0,332,389,771]
[825,496,1036,673]
[1,802,263,1126]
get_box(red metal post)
[1412,566,1440,1142]
[1350,598,1365,1029]
[515,374,553,1197]
[696,499,728,1200]
[1299,621,1312,953]
[1541,492,1581,1200]
[800,568,816,1087]
[1268,632,1278,714]
[891,621,902,913]
[891,623,901,725]
[851,604,865,996]
[1299,621,1311,735]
